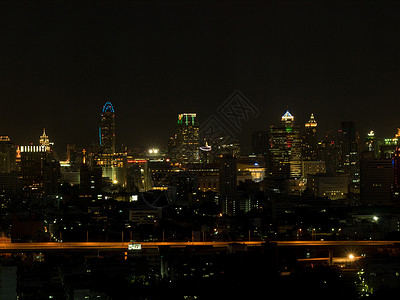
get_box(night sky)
[1,1,400,156]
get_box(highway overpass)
[0,240,398,252]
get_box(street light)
[148,148,159,155]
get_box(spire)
[41,128,47,137]
[39,128,51,151]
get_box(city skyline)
[3,102,400,160]
[3,2,400,297]
[1,1,400,153]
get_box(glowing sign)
[128,243,142,251]
[127,159,147,163]
[177,113,197,125]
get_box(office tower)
[302,113,318,160]
[251,130,268,156]
[317,129,343,173]
[341,121,360,191]
[20,146,60,195]
[219,152,237,216]
[175,113,200,164]
[99,101,116,154]
[268,111,302,178]
[360,151,393,206]
[0,136,15,173]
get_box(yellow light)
[349,254,355,260]
[113,180,118,184]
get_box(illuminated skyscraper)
[20,145,60,195]
[99,102,116,154]
[268,110,302,178]
[175,113,200,164]
[302,113,318,160]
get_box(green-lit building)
[174,113,200,164]
[268,111,302,178]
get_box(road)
[0,240,398,252]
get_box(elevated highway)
[0,240,398,252]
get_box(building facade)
[99,102,116,154]
[174,113,200,164]
[302,113,318,160]
[268,111,302,178]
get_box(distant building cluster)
[2,102,400,217]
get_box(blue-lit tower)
[99,102,116,154]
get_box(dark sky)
[1,0,400,156]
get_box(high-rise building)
[219,152,237,216]
[268,111,302,178]
[251,130,268,156]
[20,146,60,195]
[99,102,116,154]
[341,121,360,199]
[317,129,343,174]
[175,113,199,164]
[302,113,318,160]
[360,151,393,206]
[19,130,60,195]
[0,136,15,173]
